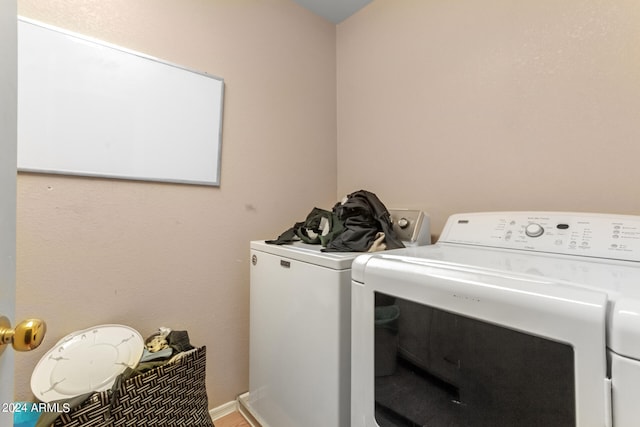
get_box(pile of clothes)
[266,189,404,252]
[136,327,195,373]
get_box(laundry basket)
[51,346,214,427]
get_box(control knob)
[525,223,544,238]
[397,218,410,229]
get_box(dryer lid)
[353,242,640,360]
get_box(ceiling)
[292,0,372,24]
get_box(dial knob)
[397,218,410,229]
[525,223,544,238]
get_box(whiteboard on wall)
[17,17,224,186]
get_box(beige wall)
[15,0,337,406]
[337,0,640,236]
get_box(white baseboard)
[237,392,262,427]
[209,399,237,421]
[208,392,262,426]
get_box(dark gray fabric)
[324,190,404,252]
[265,207,344,246]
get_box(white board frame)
[17,17,224,186]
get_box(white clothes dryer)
[244,210,430,427]
[351,212,640,427]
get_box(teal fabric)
[14,403,41,427]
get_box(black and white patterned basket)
[52,346,214,427]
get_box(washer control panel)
[439,212,640,262]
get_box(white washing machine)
[351,211,640,427]
[244,209,430,427]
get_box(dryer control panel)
[389,209,431,247]
[439,212,640,262]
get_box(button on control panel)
[525,223,545,238]
[439,212,640,262]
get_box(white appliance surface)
[250,240,358,270]
[247,209,430,427]
[351,212,640,427]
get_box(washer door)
[352,257,609,427]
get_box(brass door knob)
[0,316,46,352]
